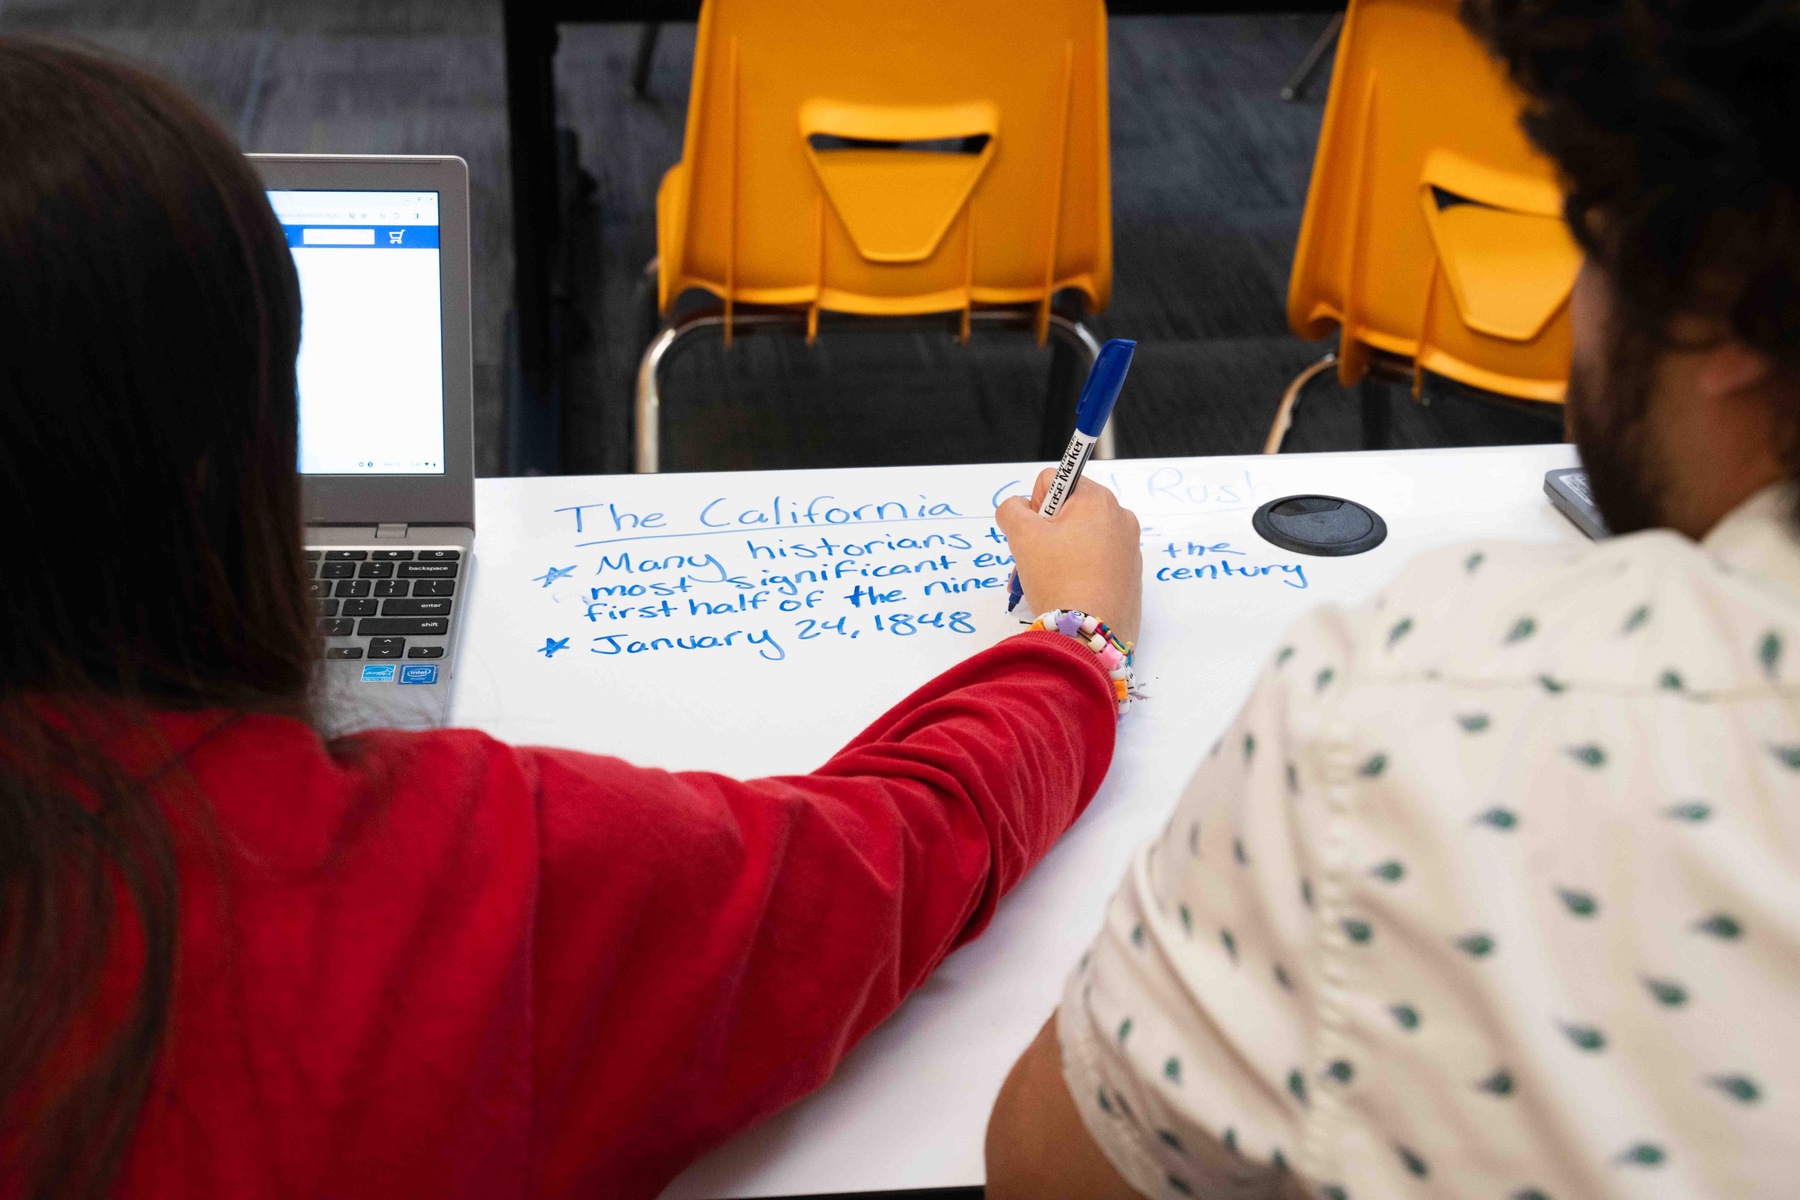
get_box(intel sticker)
[399,664,440,685]
[361,663,397,683]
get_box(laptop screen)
[268,189,446,476]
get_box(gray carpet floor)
[1,1,1563,476]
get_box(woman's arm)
[525,631,1119,1199]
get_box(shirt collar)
[1703,481,1800,600]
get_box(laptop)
[252,154,476,729]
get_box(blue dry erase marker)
[1007,338,1137,613]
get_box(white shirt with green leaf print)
[1061,483,1800,1200]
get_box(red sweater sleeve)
[524,631,1116,1197]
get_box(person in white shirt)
[985,1,1800,1197]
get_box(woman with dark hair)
[0,37,1143,1200]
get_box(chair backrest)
[1288,0,1580,402]
[658,0,1111,337]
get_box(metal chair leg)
[635,325,678,474]
[1281,12,1343,102]
[1264,351,1339,453]
[1042,316,1110,458]
[635,309,805,473]
[633,303,1109,472]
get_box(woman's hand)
[996,469,1143,646]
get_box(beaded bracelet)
[1028,608,1137,717]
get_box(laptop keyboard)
[306,547,459,661]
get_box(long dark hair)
[0,38,316,1198]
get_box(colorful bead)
[1028,608,1137,717]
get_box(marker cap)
[1075,339,1137,437]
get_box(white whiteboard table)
[448,443,1582,1198]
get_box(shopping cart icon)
[387,230,405,245]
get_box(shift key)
[398,562,459,578]
[356,617,449,637]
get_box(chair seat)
[652,0,1110,325]
[1272,0,1576,452]
[1284,0,1575,402]
[1420,147,1580,342]
[640,0,1112,472]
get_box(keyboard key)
[316,598,340,617]
[342,598,379,617]
[398,562,458,579]
[324,550,368,561]
[319,562,355,579]
[357,617,449,637]
[368,637,405,659]
[334,579,372,598]
[370,549,414,561]
[413,580,455,597]
[374,579,409,597]
[357,561,395,579]
[417,549,461,561]
[382,598,452,617]
[325,646,364,660]
[320,618,355,637]
[305,550,322,561]
[308,581,331,599]
[407,646,445,659]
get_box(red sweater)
[101,632,1115,1199]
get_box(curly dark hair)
[1464,0,1800,373]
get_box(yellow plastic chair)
[636,0,1112,472]
[1267,0,1580,452]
